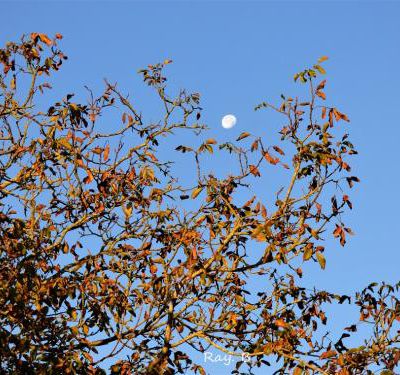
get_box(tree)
[0,34,398,375]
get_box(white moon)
[221,114,237,129]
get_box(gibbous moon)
[221,114,237,129]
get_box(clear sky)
[1,1,399,373]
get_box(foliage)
[0,34,399,375]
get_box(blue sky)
[1,1,400,373]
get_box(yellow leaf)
[10,76,16,90]
[191,186,203,199]
[122,204,132,219]
[58,137,72,150]
[82,325,89,335]
[314,64,326,74]
[303,245,313,261]
[316,252,326,269]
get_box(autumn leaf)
[316,252,326,269]
[249,165,261,177]
[333,108,350,122]
[122,204,132,219]
[303,245,313,261]
[205,138,217,145]
[264,151,279,165]
[314,64,326,74]
[103,144,110,161]
[320,349,337,359]
[83,169,94,184]
[333,225,342,238]
[38,33,53,46]
[92,147,103,155]
[251,140,259,151]
[191,186,203,199]
[273,145,285,155]
[316,79,326,91]
[275,319,288,328]
[236,132,251,141]
[318,56,329,63]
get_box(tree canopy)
[0,34,399,375]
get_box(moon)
[221,114,237,129]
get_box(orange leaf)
[316,91,326,100]
[249,165,260,177]
[205,138,217,145]
[316,79,326,91]
[92,147,103,155]
[333,108,349,122]
[320,349,337,359]
[103,144,110,161]
[333,225,342,238]
[39,33,52,46]
[318,56,329,63]
[251,140,259,151]
[321,107,326,120]
[273,145,285,155]
[261,205,267,219]
[275,319,287,328]
[264,151,279,165]
[83,169,94,184]
[236,132,251,141]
